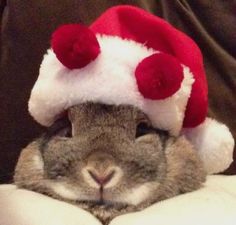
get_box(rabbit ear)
[135,53,184,100]
[51,24,100,69]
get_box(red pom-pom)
[135,53,184,100]
[51,24,100,69]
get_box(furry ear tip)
[135,53,184,100]
[51,24,100,69]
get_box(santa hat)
[29,5,234,174]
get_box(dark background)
[0,0,235,183]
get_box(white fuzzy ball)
[183,118,235,174]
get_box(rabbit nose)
[88,169,115,186]
[83,151,123,188]
[83,166,123,188]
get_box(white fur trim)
[183,118,235,174]
[29,35,194,135]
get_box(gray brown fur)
[14,103,206,224]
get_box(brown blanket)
[0,0,235,183]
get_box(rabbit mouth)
[77,199,128,208]
[76,190,127,208]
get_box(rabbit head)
[14,102,205,223]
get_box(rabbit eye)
[56,126,72,138]
[48,170,66,180]
[46,163,68,180]
[39,117,72,153]
[136,122,155,138]
[45,117,72,138]
[136,122,169,138]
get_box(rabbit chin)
[47,181,156,207]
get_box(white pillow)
[111,175,236,225]
[1,175,236,225]
[0,185,101,225]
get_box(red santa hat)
[29,5,234,174]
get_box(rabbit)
[14,102,206,224]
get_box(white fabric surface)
[1,175,236,225]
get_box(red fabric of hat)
[90,5,208,128]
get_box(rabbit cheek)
[46,182,79,200]
[118,182,157,206]
[31,152,44,171]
